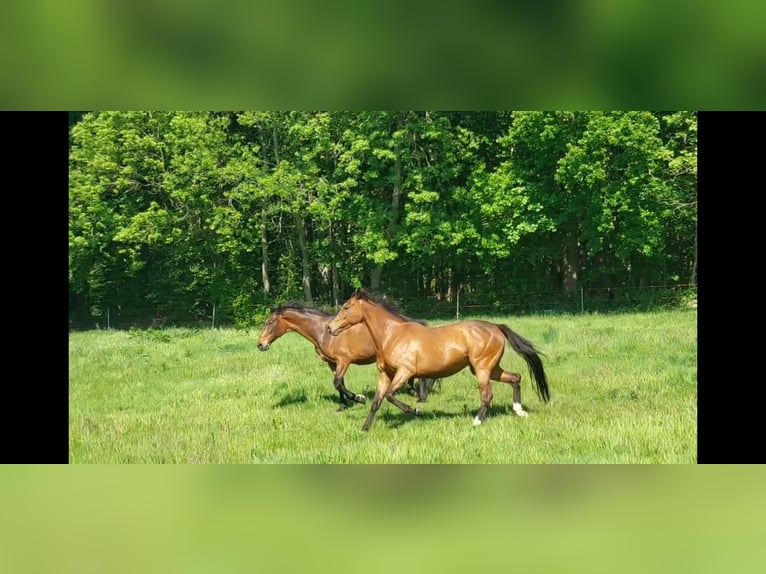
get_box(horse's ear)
[353,288,361,298]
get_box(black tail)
[497,324,550,403]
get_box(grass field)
[68,308,697,463]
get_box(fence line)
[70,284,697,331]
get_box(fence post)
[212,303,216,330]
[580,287,584,313]
[107,308,110,330]
[456,288,460,320]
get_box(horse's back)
[427,319,504,342]
[380,319,505,377]
[391,319,503,345]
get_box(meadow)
[69,309,697,463]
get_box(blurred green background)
[3,0,765,108]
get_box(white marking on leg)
[513,402,528,417]
[473,416,482,426]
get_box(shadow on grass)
[274,389,414,410]
[369,401,539,429]
[376,407,464,429]
[273,389,309,407]
[315,387,431,406]
[276,387,537,426]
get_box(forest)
[68,111,697,328]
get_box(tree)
[70,110,697,328]
[657,111,697,284]
[493,111,588,291]
[555,111,674,288]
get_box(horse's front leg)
[385,370,421,415]
[362,370,391,431]
[329,363,366,411]
[327,362,349,410]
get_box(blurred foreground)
[1,465,763,573]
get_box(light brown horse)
[257,302,437,411]
[327,289,550,430]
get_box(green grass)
[69,309,697,463]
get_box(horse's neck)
[285,312,329,348]
[361,304,399,349]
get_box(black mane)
[269,292,426,325]
[270,301,334,318]
[355,289,425,325]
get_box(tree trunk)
[370,266,383,292]
[370,112,405,292]
[259,198,272,296]
[562,239,579,292]
[258,125,275,297]
[272,121,280,165]
[330,223,340,306]
[690,221,697,284]
[295,214,313,304]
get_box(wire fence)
[69,284,697,331]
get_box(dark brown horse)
[327,289,550,430]
[257,302,437,411]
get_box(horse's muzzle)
[257,343,269,351]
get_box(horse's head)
[257,309,288,351]
[327,290,365,336]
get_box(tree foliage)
[69,111,697,326]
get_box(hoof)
[355,394,367,404]
[414,407,421,416]
[513,403,528,417]
[472,416,482,426]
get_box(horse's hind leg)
[416,378,435,402]
[491,366,527,417]
[405,377,425,401]
[471,369,495,426]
